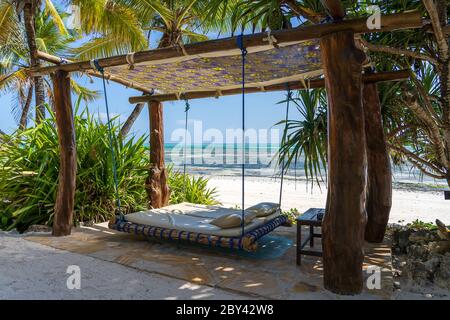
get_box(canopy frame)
[45,10,425,296]
[32,11,422,77]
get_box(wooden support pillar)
[320,31,367,295]
[363,82,392,243]
[52,70,77,236]
[146,101,170,208]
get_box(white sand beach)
[205,176,450,225]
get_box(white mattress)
[125,202,281,237]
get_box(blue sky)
[0,74,291,143]
[0,2,296,143]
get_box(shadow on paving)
[25,223,393,300]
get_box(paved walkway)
[20,224,394,300]
[0,232,247,300]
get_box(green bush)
[0,100,217,232]
[168,169,219,206]
[281,208,300,225]
[406,219,437,230]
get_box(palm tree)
[360,0,450,187]
[18,0,46,123]
[276,89,327,187]
[13,0,70,123]
[116,0,231,137]
[225,0,450,187]
[0,2,98,128]
[117,0,330,136]
[0,0,28,128]
[206,0,327,33]
[1,0,147,128]
[68,0,148,60]
[2,0,80,125]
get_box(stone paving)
[25,223,393,299]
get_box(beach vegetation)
[0,98,217,232]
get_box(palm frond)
[70,79,100,102]
[71,33,135,60]
[43,0,69,35]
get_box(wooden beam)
[52,70,77,237]
[360,39,438,65]
[320,30,367,295]
[35,51,152,93]
[363,81,392,243]
[321,0,346,20]
[37,50,65,64]
[145,101,170,208]
[425,24,450,35]
[444,25,450,35]
[31,11,423,76]
[129,70,409,103]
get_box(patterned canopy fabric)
[107,40,322,94]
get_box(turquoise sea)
[162,143,445,185]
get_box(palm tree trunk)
[19,84,34,130]
[119,38,169,137]
[23,1,45,124]
[446,172,450,189]
[435,1,450,183]
[120,103,145,137]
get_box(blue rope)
[92,59,123,219]
[279,86,292,207]
[183,98,190,199]
[237,34,247,237]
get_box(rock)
[405,256,440,286]
[434,253,450,290]
[407,244,430,261]
[396,229,412,253]
[423,256,440,274]
[436,219,450,240]
[424,293,433,299]
[24,225,51,233]
[391,222,450,291]
[409,230,430,243]
[405,261,431,285]
[430,241,450,255]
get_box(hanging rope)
[91,59,123,219]
[183,97,190,198]
[279,86,292,208]
[237,34,247,237]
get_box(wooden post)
[320,31,367,295]
[320,0,346,20]
[146,101,170,208]
[363,82,392,243]
[52,70,77,236]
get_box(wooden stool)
[296,208,324,265]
